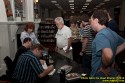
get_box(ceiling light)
[104,0,110,2]
[51,1,57,3]
[70,6,74,7]
[96,5,100,7]
[55,4,59,6]
[86,0,92,2]
[99,3,105,5]
[82,8,86,9]
[71,8,74,9]
[83,6,87,7]
[84,3,89,5]
[69,0,74,3]
[70,4,74,5]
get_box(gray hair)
[55,17,64,24]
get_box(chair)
[3,56,14,77]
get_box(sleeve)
[64,28,72,38]
[95,34,111,53]
[83,28,89,38]
[117,35,125,46]
[32,33,40,44]
[20,32,27,44]
[30,58,44,76]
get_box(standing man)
[55,17,73,60]
[105,9,119,34]
[79,14,94,70]
[90,9,125,82]
[12,44,54,83]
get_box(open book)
[42,62,56,75]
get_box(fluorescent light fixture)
[82,8,86,9]
[104,0,110,2]
[69,0,74,3]
[70,6,74,7]
[84,3,89,5]
[86,0,92,2]
[71,8,74,9]
[55,4,59,6]
[96,5,100,7]
[70,4,74,5]
[51,1,57,3]
[83,6,87,7]
[99,3,105,5]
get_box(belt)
[58,48,63,50]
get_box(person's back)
[12,51,44,83]
[13,37,32,72]
[13,46,28,69]
[12,44,54,83]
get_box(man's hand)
[48,65,54,71]
[98,66,111,76]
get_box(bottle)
[60,69,65,83]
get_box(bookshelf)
[37,23,57,52]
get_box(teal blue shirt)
[91,28,125,77]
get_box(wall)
[0,24,11,75]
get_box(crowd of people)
[10,9,125,83]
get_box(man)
[105,9,119,34]
[12,44,54,83]
[90,9,125,79]
[55,17,73,60]
[13,37,32,70]
[79,14,94,70]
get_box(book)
[42,62,56,75]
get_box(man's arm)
[38,65,54,78]
[102,48,113,67]
[116,42,125,55]
[81,38,88,52]
[66,37,72,52]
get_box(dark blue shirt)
[91,28,125,77]
[12,51,44,83]
[107,20,119,34]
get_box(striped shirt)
[12,51,44,83]
[82,25,95,55]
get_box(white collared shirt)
[20,31,40,45]
[55,25,72,48]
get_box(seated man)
[12,44,54,83]
[13,37,32,70]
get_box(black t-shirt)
[13,46,28,69]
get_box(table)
[40,52,90,83]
